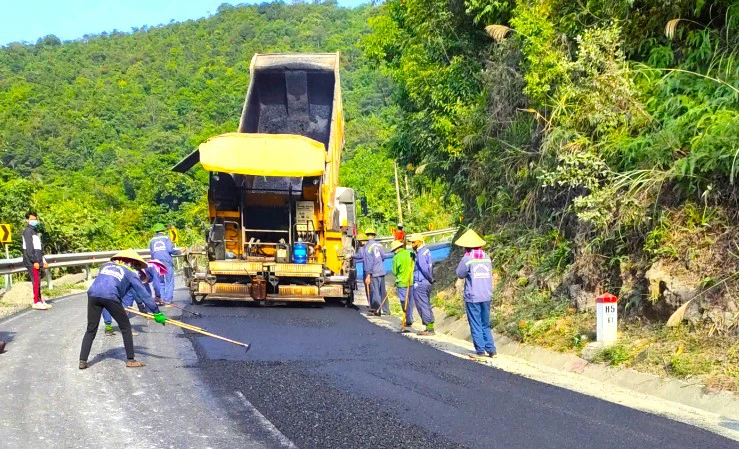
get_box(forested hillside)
[0,1,456,256]
[364,0,738,386]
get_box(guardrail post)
[4,245,10,290]
[46,269,53,290]
[84,265,90,281]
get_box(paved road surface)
[0,287,736,449]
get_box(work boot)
[487,350,497,357]
[126,359,145,368]
[32,302,49,310]
[469,352,487,360]
[104,324,115,336]
[78,360,89,370]
[400,326,413,333]
[365,309,377,316]
[419,328,435,336]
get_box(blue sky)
[0,0,368,46]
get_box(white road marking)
[1,310,33,324]
[235,390,299,449]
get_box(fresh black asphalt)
[182,298,738,449]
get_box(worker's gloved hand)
[153,312,167,325]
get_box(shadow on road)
[0,331,15,353]
[87,346,172,365]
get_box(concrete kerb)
[354,289,739,441]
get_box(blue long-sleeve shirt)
[362,239,385,277]
[149,233,181,267]
[88,262,161,313]
[456,252,493,303]
[413,244,434,285]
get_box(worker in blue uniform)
[79,249,167,369]
[354,234,369,297]
[102,260,167,335]
[455,229,496,359]
[408,234,435,335]
[149,223,181,305]
[362,228,389,316]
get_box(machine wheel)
[345,290,355,308]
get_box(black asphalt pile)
[255,71,332,143]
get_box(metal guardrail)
[0,228,459,289]
[375,227,457,244]
[0,249,155,289]
[0,249,153,276]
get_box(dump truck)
[173,52,358,305]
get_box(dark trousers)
[369,275,389,314]
[397,286,414,325]
[80,295,135,362]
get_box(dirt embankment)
[429,220,739,392]
[0,273,91,318]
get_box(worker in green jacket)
[391,240,414,333]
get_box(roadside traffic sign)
[168,226,179,244]
[0,224,10,243]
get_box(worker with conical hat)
[454,229,496,359]
[102,259,167,336]
[390,240,415,332]
[79,249,167,369]
[408,234,435,335]
[149,223,181,306]
[362,227,388,316]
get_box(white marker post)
[596,293,618,344]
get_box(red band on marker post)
[596,293,618,303]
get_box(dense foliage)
[0,2,456,258]
[364,0,739,326]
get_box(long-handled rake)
[125,307,251,352]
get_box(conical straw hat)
[454,229,486,248]
[148,259,169,275]
[111,249,148,270]
[389,240,404,251]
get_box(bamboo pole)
[404,172,412,215]
[394,160,404,224]
[125,307,251,351]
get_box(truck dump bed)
[238,54,340,193]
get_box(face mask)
[29,220,39,227]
